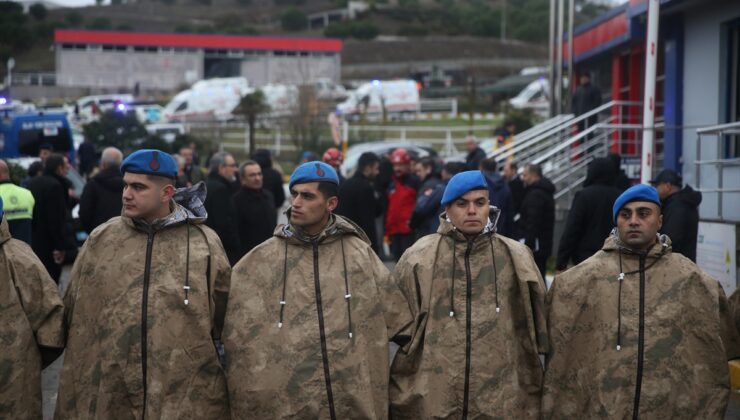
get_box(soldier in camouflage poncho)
[56,150,231,419]
[543,185,740,419]
[390,171,548,419]
[223,161,412,419]
[0,208,65,420]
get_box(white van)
[508,78,550,117]
[75,94,134,122]
[337,79,420,120]
[163,77,253,122]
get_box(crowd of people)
[1,136,737,419]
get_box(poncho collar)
[276,209,370,246]
[124,182,207,233]
[437,205,501,244]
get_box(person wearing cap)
[322,147,345,184]
[543,184,740,419]
[56,149,231,419]
[650,168,702,262]
[0,195,65,418]
[390,170,548,419]
[223,161,412,419]
[386,148,420,260]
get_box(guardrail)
[695,121,740,222]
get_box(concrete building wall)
[56,48,203,91]
[240,53,340,86]
[681,0,740,221]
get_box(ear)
[327,196,339,212]
[162,183,176,203]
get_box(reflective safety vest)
[0,182,34,220]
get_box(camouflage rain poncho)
[543,234,740,419]
[56,186,231,419]
[0,216,65,419]
[390,209,548,419]
[223,213,412,419]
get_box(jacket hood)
[667,185,702,207]
[482,171,507,191]
[275,210,370,246]
[527,177,555,194]
[0,216,10,245]
[601,229,672,260]
[437,205,501,241]
[93,166,125,192]
[584,157,616,187]
[124,181,207,232]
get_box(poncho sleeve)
[372,245,414,346]
[717,282,740,360]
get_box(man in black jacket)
[231,160,277,259]
[572,73,602,133]
[516,163,555,280]
[503,161,525,215]
[480,158,514,237]
[26,154,69,282]
[556,157,621,272]
[79,147,124,234]
[464,135,487,170]
[251,149,285,210]
[204,152,241,265]
[650,169,702,262]
[410,156,444,237]
[336,152,382,253]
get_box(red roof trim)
[54,30,343,52]
[565,13,629,59]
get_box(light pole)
[641,0,660,183]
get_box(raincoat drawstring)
[615,237,668,351]
[278,240,288,328]
[340,238,353,339]
[183,217,191,305]
[449,237,457,317]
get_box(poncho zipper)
[462,239,473,420]
[632,254,646,420]
[312,241,336,420]
[141,231,155,418]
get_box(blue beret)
[289,161,339,190]
[121,149,177,179]
[441,170,488,205]
[612,184,661,222]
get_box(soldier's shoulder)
[4,238,45,270]
[87,217,128,240]
[555,251,614,287]
[495,234,530,254]
[401,234,442,262]
[233,236,282,271]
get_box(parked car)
[340,140,438,178]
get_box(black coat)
[556,159,621,270]
[204,174,241,265]
[262,167,285,208]
[336,172,381,253]
[516,177,555,258]
[572,82,602,116]
[465,147,487,171]
[661,186,702,262]
[509,176,526,215]
[482,171,514,237]
[410,175,444,237]
[231,187,277,259]
[26,174,68,280]
[79,166,124,234]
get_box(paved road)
[40,263,740,419]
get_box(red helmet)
[391,148,411,165]
[323,147,342,166]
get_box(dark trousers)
[534,252,549,284]
[390,234,415,261]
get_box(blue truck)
[0,111,76,162]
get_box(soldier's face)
[122,173,174,223]
[445,189,490,235]
[616,201,663,250]
[290,182,338,235]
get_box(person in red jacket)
[385,148,420,260]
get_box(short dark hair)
[357,152,380,172]
[418,156,436,170]
[480,157,497,172]
[43,153,65,176]
[240,159,260,177]
[525,162,542,177]
[28,161,43,177]
[443,161,467,176]
[508,161,518,171]
[317,181,339,199]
